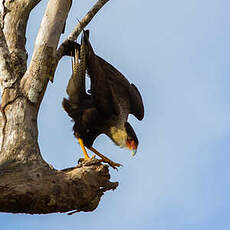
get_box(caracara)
[62,31,144,169]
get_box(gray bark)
[0,0,116,214]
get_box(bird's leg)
[78,138,90,160]
[88,147,122,170]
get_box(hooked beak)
[127,140,138,156]
[131,149,137,156]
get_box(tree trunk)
[0,0,116,214]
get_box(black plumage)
[62,30,144,168]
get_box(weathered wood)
[0,160,118,214]
[2,0,42,80]
[0,26,14,90]
[0,0,117,214]
[0,97,42,165]
[20,0,72,104]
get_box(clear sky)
[1,0,230,229]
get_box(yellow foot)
[77,138,90,160]
[99,159,122,170]
[89,147,122,170]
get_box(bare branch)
[68,0,110,41]
[20,0,72,104]
[57,0,110,60]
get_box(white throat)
[109,126,127,148]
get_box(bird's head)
[125,122,139,156]
[108,122,139,156]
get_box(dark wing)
[83,30,144,121]
[96,55,144,120]
[83,30,116,119]
[97,56,130,87]
[128,84,144,120]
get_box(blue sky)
[1,0,230,229]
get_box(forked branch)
[57,0,110,60]
[0,0,117,215]
[20,0,110,105]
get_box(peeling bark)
[0,97,42,165]
[0,0,117,214]
[2,0,41,79]
[20,0,72,104]
[0,25,14,90]
[0,161,118,214]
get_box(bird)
[62,30,144,169]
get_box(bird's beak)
[127,140,137,156]
[131,149,137,156]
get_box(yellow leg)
[78,138,90,160]
[88,147,122,169]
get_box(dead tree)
[0,0,118,214]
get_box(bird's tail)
[65,32,88,104]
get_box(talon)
[105,160,122,170]
[89,146,122,170]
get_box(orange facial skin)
[126,139,137,156]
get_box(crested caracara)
[62,31,144,169]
